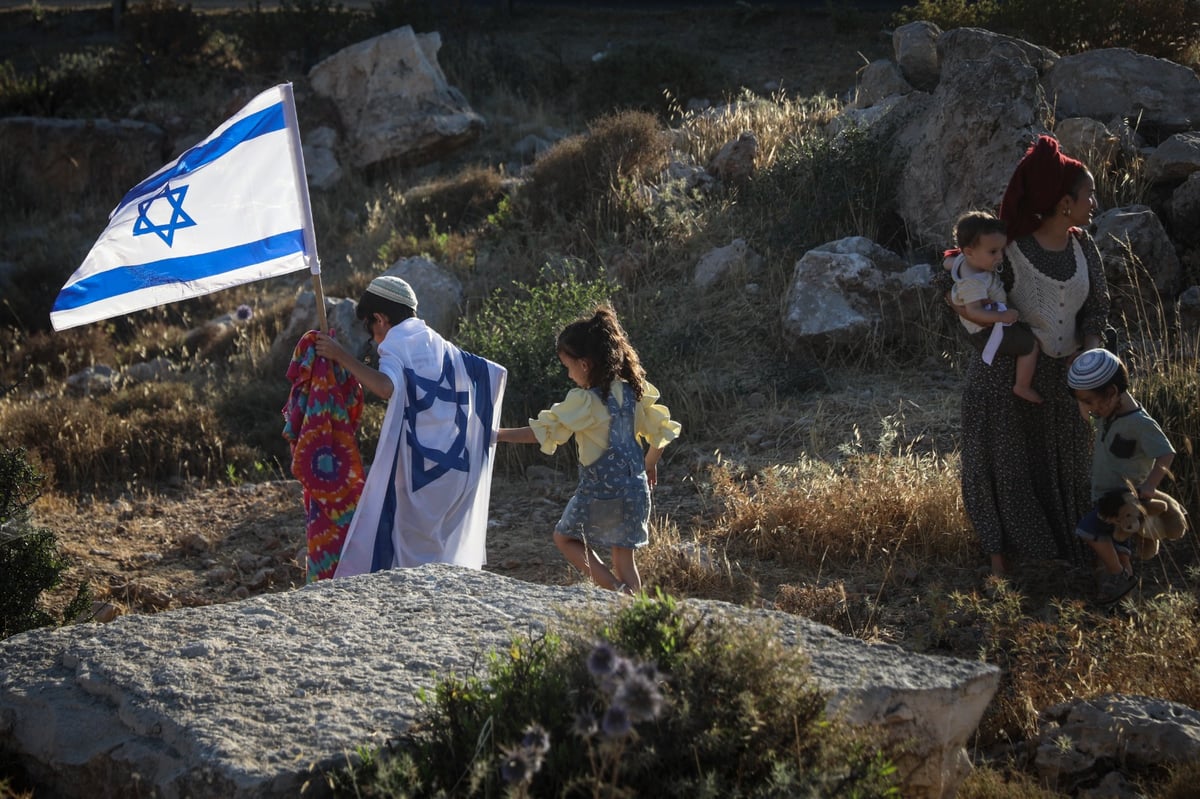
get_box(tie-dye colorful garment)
[282,330,365,582]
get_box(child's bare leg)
[554,532,619,589]
[1087,538,1124,575]
[610,546,641,595]
[1012,341,1043,404]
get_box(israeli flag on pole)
[51,83,319,331]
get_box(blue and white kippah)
[1067,348,1120,390]
[365,276,418,310]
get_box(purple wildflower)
[572,711,598,739]
[499,744,538,785]
[614,672,663,723]
[601,704,632,738]
[521,722,551,755]
[235,304,254,322]
[587,641,619,677]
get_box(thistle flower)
[587,641,619,677]
[572,711,599,739]
[614,672,664,723]
[235,304,254,322]
[601,704,632,738]
[499,744,538,785]
[521,722,551,755]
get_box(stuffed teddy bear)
[1096,488,1189,560]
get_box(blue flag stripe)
[115,102,287,215]
[52,230,306,313]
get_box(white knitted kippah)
[1067,348,1120,390]
[365,276,418,310]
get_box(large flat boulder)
[1,564,998,799]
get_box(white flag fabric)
[51,84,314,331]
[334,319,506,577]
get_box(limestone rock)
[267,291,366,378]
[380,255,464,336]
[1044,49,1200,137]
[1092,205,1182,328]
[302,125,343,190]
[938,27,1059,76]
[1144,131,1200,184]
[1179,284,1200,331]
[1054,117,1120,167]
[706,131,757,187]
[894,29,1049,249]
[1170,173,1200,246]
[0,564,998,799]
[854,59,913,109]
[1035,694,1200,791]
[65,365,118,397]
[893,20,941,91]
[693,238,763,289]
[308,26,484,168]
[782,238,931,353]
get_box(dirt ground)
[34,465,711,619]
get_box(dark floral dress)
[954,230,1109,562]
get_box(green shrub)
[242,0,359,71]
[896,0,1200,65]
[367,0,437,34]
[123,0,212,68]
[746,123,903,258]
[326,592,899,798]
[0,47,131,117]
[456,266,619,426]
[0,447,90,639]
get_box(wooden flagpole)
[280,82,329,333]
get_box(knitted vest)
[1005,237,1090,358]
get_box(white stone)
[0,564,998,799]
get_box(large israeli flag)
[334,319,507,576]
[51,84,318,331]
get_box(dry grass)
[670,88,841,173]
[520,109,668,228]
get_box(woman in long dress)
[955,135,1110,575]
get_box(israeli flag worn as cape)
[334,319,506,576]
[51,84,314,331]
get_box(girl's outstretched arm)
[497,426,538,444]
[645,446,664,487]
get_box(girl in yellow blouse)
[497,307,680,594]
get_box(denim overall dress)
[554,383,651,549]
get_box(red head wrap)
[998,135,1087,240]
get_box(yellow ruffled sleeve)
[635,381,681,449]
[530,388,610,463]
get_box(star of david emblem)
[404,352,471,491]
[132,182,196,247]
